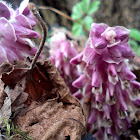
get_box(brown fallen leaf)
[0,58,86,140]
[0,90,11,125]
[0,80,7,109]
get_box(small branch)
[37,6,80,24]
[37,6,89,37]
[28,3,47,70]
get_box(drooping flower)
[71,23,140,139]
[49,32,79,93]
[0,0,40,64]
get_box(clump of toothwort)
[71,23,140,139]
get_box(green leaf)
[135,48,140,56]
[129,40,138,49]
[129,40,140,56]
[71,2,83,20]
[130,29,140,42]
[87,0,100,15]
[72,23,85,36]
[84,16,93,30]
[81,0,91,13]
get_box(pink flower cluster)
[0,0,39,64]
[71,23,140,139]
[49,32,79,93]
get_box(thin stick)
[37,6,80,24]
[37,6,89,36]
[28,3,47,70]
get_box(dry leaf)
[0,58,86,140]
[0,93,11,125]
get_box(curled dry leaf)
[0,58,86,140]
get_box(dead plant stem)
[28,3,47,70]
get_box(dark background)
[8,0,140,30]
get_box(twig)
[28,3,47,70]
[37,5,89,36]
[37,6,80,24]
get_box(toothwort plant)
[0,0,39,64]
[71,23,140,139]
[49,32,79,93]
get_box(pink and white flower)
[49,32,79,93]
[0,0,39,64]
[71,23,140,139]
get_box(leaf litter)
[0,58,86,140]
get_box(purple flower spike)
[0,1,10,19]
[73,74,87,88]
[18,0,37,28]
[49,32,80,94]
[71,23,140,139]
[0,0,40,64]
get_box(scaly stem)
[83,97,91,129]
[28,3,47,70]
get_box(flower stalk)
[49,32,79,94]
[71,23,140,139]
